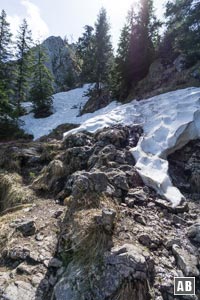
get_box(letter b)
[185,281,192,292]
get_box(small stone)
[113,174,129,191]
[35,233,44,241]
[49,275,57,286]
[165,238,181,250]
[101,208,116,232]
[155,199,189,213]
[125,197,134,208]
[43,260,50,268]
[134,213,146,225]
[15,220,36,237]
[48,258,62,268]
[138,234,151,247]
[53,210,63,218]
[127,189,148,206]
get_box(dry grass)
[62,195,118,268]
[64,193,118,214]
[111,280,151,300]
[71,209,111,265]
[32,159,65,192]
[0,172,35,212]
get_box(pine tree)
[30,43,54,118]
[93,8,113,94]
[0,9,13,120]
[76,25,95,83]
[15,19,33,115]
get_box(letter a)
[177,281,184,292]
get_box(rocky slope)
[0,125,199,300]
[127,56,200,101]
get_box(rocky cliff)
[0,125,199,300]
[41,36,79,92]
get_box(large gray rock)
[68,170,109,199]
[95,126,129,148]
[187,221,200,243]
[3,281,36,300]
[53,243,153,300]
[172,244,199,276]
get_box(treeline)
[0,10,54,133]
[0,0,200,137]
[77,0,200,100]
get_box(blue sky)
[1,0,166,48]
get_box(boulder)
[3,281,36,300]
[127,188,148,206]
[63,132,94,149]
[187,222,200,244]
[66,170,109,200]
[172,244,199,276]
[95,126,129,148]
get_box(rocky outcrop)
[80,89,112,115]
[53,243,153,300]
[0,126,199,300]
[42,36,79,92]
[128,58,200,101]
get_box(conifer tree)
[165,0,200,65]
[15,19,33,115]
[0,9,13,120]
[76,25,95,83]
[30,43,54,118]
[93,8,113,94]
[112,8,135,99]
[112,1,160,100]
[129,0,160,83]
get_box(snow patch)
[20,84,119,140]
[64,87,200,207]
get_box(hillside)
[0,86,199,300]
[0,2,200,299]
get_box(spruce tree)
[93,8,113,94]
[112,8,135,99]
[165,0,200,65]
[30,43,54,118]
[15,19,33,115]
[112,2,161,100]
[0,9,13,120]
[76,25,95,83]
[129,0,159,83]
